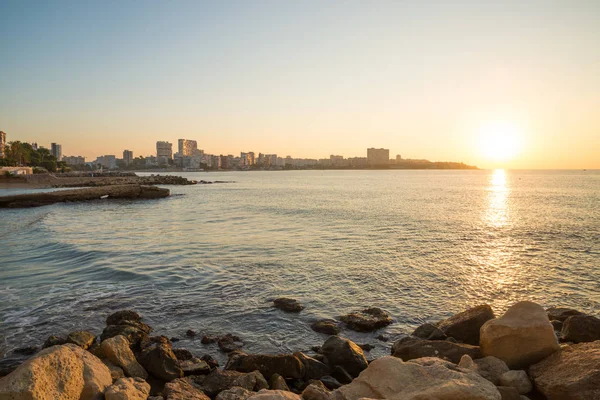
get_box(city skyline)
[2,1,600,169]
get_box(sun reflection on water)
[486,169,509,228]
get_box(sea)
[1,169,599,365]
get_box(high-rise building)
[123,150,133,166]
[51,143,63,161]
[156,141,173,165]
[63,156,86,165]
[0,131,6,158]
[367,148,389,166]
[178,139,197,157]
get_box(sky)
[1,0,599,169]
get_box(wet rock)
[186,330,197,337]
[331,365,353,384]
[311,320,340,335]
[0,358,22,377]
[225,352,305,379]
[437,304,495,345]
[376,334,389,342]
[392,337,481,364]
[320,336,368,378]
[529,340,600,399]
[269,373,290,391]
[339,307,392,332]
[173,348,194,361]
[358,343,374,352]
[201,335,218,344]
[201,354,219,369]
[458,354,509,385]
[332,356,501,400]
[67,330,96,350]
[105,377,151,400]
[412,323,447,340]
[320,375,342,390]
[0,344,112,400]
[106,310,142,325]
[180,358,211,376]
[498,370,532,394]
[546,307,584,322]
[101,311,152,348]
[43,335,67,348]
[293,352,330,380]
[248,389,301,399]
[170,337,180,343]
[561,314,600,343]
[215,386,254,400]
[273,298,304,312]
[164,376,210,400]
[480,301,559,368]
[138,340,183,381]
[218,333,244,353]
[99,335,148,379]
[13,346,38,356]
[193,369,268,397]
[497,386,521,400]
[302,380,331,400]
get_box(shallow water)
[1,169,599,363]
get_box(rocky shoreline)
[1,300,599,399]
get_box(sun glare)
[478,121,524,162]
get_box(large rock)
[437,305,495,345]
[480,301,559,368]
[331,356,501,400]
[226,353,305,379]
[138,339,183,381]
[106,310,143,325]
[180,358,211,376]
[546,307,584,322]
[269,373,290,391]
[302,381,332,400]
[0,344,112,400]
[339,308,392,332]
[164,376,210,400]
[216,386,254,400]
[273,298,304,312]
[311,320,340,335]
[193,369,268,397]
[392,337,481,364]
[101,310,153,348]
[529,340,600,400]
[561,315,600,343]
[99,335,148,379]
[459,355,509,385]
[67,331,96,350]
[498,370,532,394]
[412,323,447,340]
[293,352,330,380]
[104,377,150,400]
[248,389,302,399]
[320,336,368,378]
[218,334,244,353]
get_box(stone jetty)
[1,300,599,399]
[0,185,170,208]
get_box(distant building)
[123,150,133,166]
[178,139,197,157]
[1,166,33,175]
[330,155,347,167]
[51,143,63,161]
[0,131,6,158]
[95,155,117,169]
[63,156,86,166]
[396,154,402,163]
[156,141,173,165]
[367,148,389,166]
[145,155,157,167]
[348,157,368,168]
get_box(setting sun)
[478,121,524,162]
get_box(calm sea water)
[1,170,599,364]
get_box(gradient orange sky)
[1,1,599,169]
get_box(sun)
[478,121,524,162]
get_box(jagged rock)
[180,358,211,376]
[105,377,151,400]
[302,380,331,400]
[106,310,142,325]
[247,389,301,399]
[412,323,447,340]
[546,307,584,322]
[138,340,183,381]
[320,376,342,390]
[529,340,600,399]
[193,369,268,397]
[293,352,330,380]
[331,365,352,384]
[43,335,67,348]
[201,354,219,369]
[173,348,194,361]
[0,344,112,400]
[458,355,509,385]
[437,305,495,345]
[339,307,392,332]
[496,386,521,400]
[480,301,559,368]
[269,373,290,391]
[392,337,481,364]
[320,336,368,378]
[561,315,600,343]
[99,335,148,379]
[101,310,152,348]
[331,356,501,400]
[311,320,340,335]
[273,298,304,312]
[215,386,254,400]
[218,334,244,353]
[164,376,210,400]
[66,331,96,350]
[226,352,305,379]
[498,370,532,394]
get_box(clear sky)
[1,1,599,169]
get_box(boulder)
[43,335,67,348]
[437,305,495,345]
[412,323,447,340]
[138,340,183,381]
[164,376,210,400]
[528,340,600,400]
[201,354,219,369]
[180,358,211,376]
[546,307,584,322]
[480,301,559,368]
[201,335,218,344]
[498,370,532,394]
[215,386,254,400]
[331,356,501,400]
[101,310,152,348]
[331,366,352,384]
[320,376,342,390]
[311,320,340,335]
[302,381,332,400]
[105,377,151,400]
[193,369,268,397]
[226,353,305,379]
[67,330,96,350]
[458,355,509,385]
[218,334,244,353]
[99,335,148,379]
[392,337,481,364]
[269,373,290,391]
[106,310,143,325]
[273,298,304,312]
[561,315,600,343]
[339,307,392,332]
[293,352,330,380]
[173,348,194,361]
[320,336,368,378]
[247,389,302,399]
[0,343,112,400]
